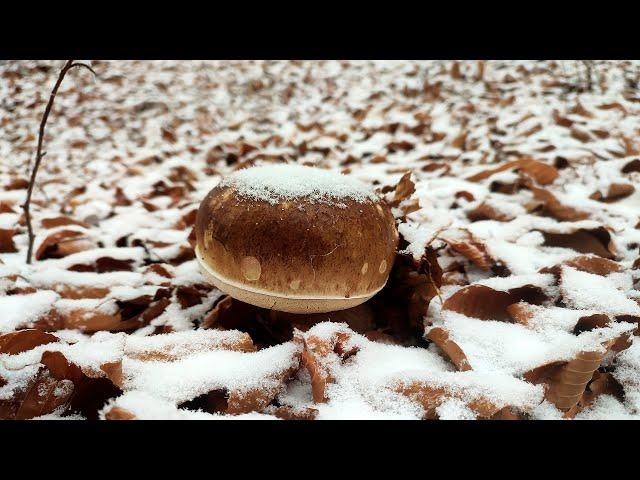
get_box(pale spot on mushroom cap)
[289,279,301,290]
[241,256,262,281]
[204,231,214,250]
[379,259,387,274]
[376,204,385,217]
[361,262,369,275]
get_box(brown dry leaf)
[466,203,514,222]
[573,314,611,334]
[442,230,493,271]
[621,158,640,174]
[526,183,589,221]
[564,255,623,276]
[552,109,573,128]
[525,337,623,412]
[35,229,95,260]
[103,405,136,420]
[520,123,543,137]
[0,202,16,213]
[590,183,635,203]
[270,405,319,420]
[40,350,122,419]
[621,136,639,156]
[0,366,74,420]
[175,285,205,309]
[370,248,442,340]
[570,101,593,118]
[0,228,18,253]
[451,130,467,150]
[395,381,501,419]
[598,102,627,113]
[387,140,415,152]
[467,158,558,185]
[40,216,89,229]
[160,126,177,143]
[56,285,111,300]
[202,296,293,347]
[0,329,59,355]
[443,284,547,321]
[302,330,356,403]
[427,327,472,371]
[505,302,535,325]
[389,172,415,207]
[540,227,617,259]
[63,290,171,333]
[564,371,625,419]
[570,126,591,143]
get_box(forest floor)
[1,60,639,420]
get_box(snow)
[1,60,640,420]
[219,164,378,206]
[560,266,640,316]
[0,290,59,332]
[121,340,301,404]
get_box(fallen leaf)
[443,284,547,321]
[467,158,558,185]
[0,228,18,253]
[427,327,472,371]
[590,183,635,203]
[540,227,616,259]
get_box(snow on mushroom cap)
[219,164,379,206]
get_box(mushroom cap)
[195,165,399,313]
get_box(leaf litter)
[2,60,640,419]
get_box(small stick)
[23,60,96,264]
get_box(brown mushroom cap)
[195,165,399,313]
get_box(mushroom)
[195,164,399,314]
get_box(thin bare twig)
[22,60,96,264]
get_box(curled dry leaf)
[524,337,625,412]
[427,327,472,371]
[443,284,547,321]
[369,248,443,340]
[467,158,559,185]
[302,330,356,403]
[389,171,416,207]
[442,231,493,271]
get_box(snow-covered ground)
[1,60,639,419]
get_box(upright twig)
[22,60,96,264]
[580,60,594,92]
